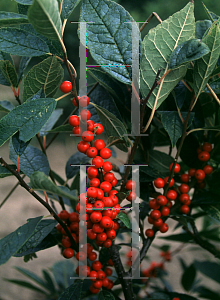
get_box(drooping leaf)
[9,143,50,177]
[159,111,195,147]
[12,132,31,156]
[0,60,18,87]
[195,20,212,39]
[40,108,63,136]
[30,171,78,202]
[62,0,81,19]
[117,212,131,229]
[0,98,56,146]
[194,21,220,99]
[0,27,49,56]
[28,0,62,41]
[0,216,43,265]
[181,263,196,291]
[98,290,115,300]
[169,39,210,69]
[140,2,195,109]
[194,260,220,284]
[42,270,56,294]
[23,56,63,101]
[18,56,31,84]
[14,219,57,256]
[3,279,48,295]
[79,0,139,84]
[0,12,29,27]
[57,280,83,300]
[0,100,14,112]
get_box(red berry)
[87,187,98,198]
[198,151,210,162]
[90,211,102,223]
[96,188,104,199]
[166,190,177,200]
[164,177,175,187]
[69,212,79,222]
[156,195,167,206]
[102,161,112,172]
[96,232,107,242]
[87,229,97,240]
[125,180,137,190]
[62,237,71,248]
[106,229,116,240]
[188,168,196,177]
[76,251,87,261]
[202,142,212,152]
[60,81,72,93]
[59,210,69,220]
[179,193,190,204]
[92,261,102,271]
[69,115,79,127]
[102,196,113,208]
[203,165,213,175]
[87,119,95,131]
[79,95,90,107]
[100,148,111,159]
[145,229,154,237]
[169,163,180,173]
[100,216,113,229]
[159,223,169,233]
[103,239,112,248]
[100,181,112,193]
[126,191,137,201]
[172,298,180,300]
[195,169,205,181]
[62,248,74,258]
[150,210,161,220]
[72,126,82,135]
[154,178,165,189]
[89,178,100,188]
[180,205,190,214]
[89,270,98,281]
[93,280,103,289]
[105,267,112,276]
[94,123,104,135]
[89,286,100,294]
[87,166,98,178]
[77,141,90,153]
[149,199,160,209]
[148,216,154,224]
[92,223,104,233]
[154,218,163,227]
[92,156,103,168]
[179,183,189,194]
[82,131,94,142]
[80,109,91,121]
[94,139,105,150]
[86,147,98,158]
[180,173,190,183]
[106,280,114,289]
[111,177,117,187]
[161,206,170,217]
[102,277,110,287]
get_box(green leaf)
[17,3,30,15]
[193,21,220,99]
[200,203,220,223]
[0,98,56,146]
[195,286,220,300]
[47,124,72,133]
[202,3,219,22]
[106,136,128,153]
[194,260,220,284]
[0,27,49,56]
[3,279,48,295]
[181,263,196,291]
[0,100,14,112]
[18,56,31,84]
[30,171,78,202]
[28,0,62,41]
[169,39,210,69]
[148,150,174,176]
[51,260,75,289]
[0,164,21,178]
[205,77,220,94]
[0,60,18,87]
[9,143,50,177]
[159,111,195,147]
[12,132,30,156]
[79,0,138,85]
[0,12,29,27]
[117,212,131,229]
[40,108,63,136]
[195,20,212,39]
[65,152,90,179]
[23,56,63,101]
[42,269,56,294]
[57,280,83,300]
[149,292,170,300]
[90,102,129,149]
[98,290,115,300]
[159,232,193,242]
[15,0,33,4]
[140,2,195,109]
[62,0,81,19]
[0,216,43,265]
[15,219,57,256]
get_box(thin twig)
[140,12,162,32]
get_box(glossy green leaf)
[140,2,195,109]
[181,263,196,291]
[169,39,210,69]
[0,98,56,146]
[0,60,18,87]
[65,152,90,179]
[0,12,29,27]
[23,56,63,101]
[159,111,195,147]
[3,279,48,295]
[80,0,138,84]
[0,27,49,56]
[98,290,115,300]
[12,132,30,156]
[202,3,219,22]
[90,102,129,149]
[28,0,62,40]
[9,143,50,177]
[40,108,63,136]
[30,171,78,202]
[62,0,81,19]
[148,150,174,176]
[0,165,21,178]
[18,56,31,84]
[57,280,83,300]
[0,216,43,265]
[117,212,131,229]
[195,20,212,39]
[194,21,220,99]
[48,124,72,133]
[0,100,14,112]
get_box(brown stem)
[140,12,162,32]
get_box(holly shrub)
[0,1,220,300]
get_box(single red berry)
[159,223,169,233]
[179,193,190,204]
[102,196,113,208]
[90,211,102,223]
[126,191,137,201]
[145,229,154,237]
[102,161,113,172]
[79,95,90,107]
[102,277,110,287]
[96,232,107,242]
[87,187,98,198]
[105,267,112,276]
[69,212,79,222]
[59,210,69,220]
[106,229,116,240]
[197,147,202,154]
[86,203,93,214]
[62,237,71,248]
[166,190,177,200]
[72,97,78,106]
[94,139,105,150]
[180,173,190,183]
[80,109,91,121]
[125,180,137,190]
[148,216,154,224]
[72,126,82,135]
[87,166,98,178]
[169,163,181,173]
[154,218,163,227]
[93,280,103,289]
[96,188,104,199]
[149,199,160,209]
[161,206,170,217]
[77,141,90,153]
[92,156,103,168]
[179,183,189,194]
[69,115,79,127]
[62,248,74,258]
[164,177,175,187]
[154,178,165,189]
[81,243,93,254]
[92,261,102,271]
[180,205,190,214]
[103,239,112,248]
[202,142,212,152]
[156,195,167,206]
[60,81,72,93]
[106,280,114,289]
[86,147,98,158]
[87,229,97,240]
[203,165,213,175]
[110,194,118,206]
[94,123,104,135]
[76,251,87,261]
[150,210,161,220]
[195,169,205,181]
[56,224,62,232]
[76,265,90,277]
[188,168,196,177]
[100,216,113,229]
[100,181,112,193]
[100,148,111,159]
[107,259,114,266]
[82,130,94,142]
[89,270,98,281]
[89,178,100,188]
[87,119,95,131]
[92,223,104,233]
[111,177,117,187]
[89,285,100,294]
[198,151,210,162]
